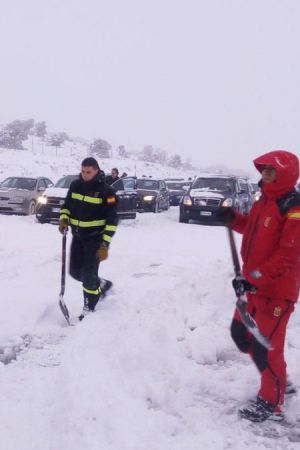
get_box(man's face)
[111,170,118,179]
[81,165,99,182]
[261,165,276,184]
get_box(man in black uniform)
[58,157,118,319]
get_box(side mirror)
[38,186,46,192]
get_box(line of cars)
[35,175,188,223]
[0,173,257,226]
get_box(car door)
[161,180,169,208]
[111,177,137,218]
[237,179,251,213]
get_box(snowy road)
[1,209,300,450]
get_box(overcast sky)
[0,0,300,171]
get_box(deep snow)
[0,147,299,450]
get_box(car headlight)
[222,198,233,207]
[10,196,25,204]
[38,196,48,205]
[143,195,154,201]
[183,195,193,206]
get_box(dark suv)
[179,174,253,224]
[136,178,169,213]
[165,179,190,206]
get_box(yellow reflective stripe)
[103,234,112,243]
[287,212,300,220]
[60,208,70,215]
[70,218,106,227]
[84,196,103,204]
[72,193,84,201]
[105,225,117,231]
[71,192,103,204]
[83,286,100,295]
[60,214,69,222]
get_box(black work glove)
[217,207,235,224]
[232,277,256,297]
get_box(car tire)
[179,215,189,223]
[28,200,36,215]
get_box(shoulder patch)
[276,190,300,216]
[107,196,116,204]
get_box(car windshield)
[192,177,234,192]
[55,175,79,188]
[1,177,37,190]
[137,180,159,190]
[166,182,186,190]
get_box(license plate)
[200,211,212,216]
[52,207,60,213]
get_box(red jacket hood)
[254,150,299,198]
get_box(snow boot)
[99,279,113,299]
[78,296,97,321]
[285,378,297,397]
[78,305,90,321]
[239,397,284,423]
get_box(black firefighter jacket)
[59,174,118,245]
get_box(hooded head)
[253,150,299,198]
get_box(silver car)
[0,176,54,215]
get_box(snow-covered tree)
[0,119,34,149]
[90,139,111,158]
[34,121,47,139]
[168,154,182,168]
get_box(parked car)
[179,174,253,224]
[136,178,169,213]
[110,176,137,219]
[165,179,190,206]
[36,175,137,223]
[0,176,53,215]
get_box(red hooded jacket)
[231,150,300,301]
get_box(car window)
[1,177,37,190]
[192,178,234,192]
[137,180,159,190]
[238,180,248,193]
[44,178,53,187]
[55,175,79,188]
[166,182,186,190]
[37,179,46,189]
[123,178,135,190]
[112,178,135,191]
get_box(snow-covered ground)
[1,209,300,450]
[0,147,299,449]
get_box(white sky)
[1,0,300,169]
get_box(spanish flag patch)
[286,211,300,220]
[107,196,116,204]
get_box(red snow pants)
[230,293,294,408]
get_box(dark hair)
[112,168,119,175]
[81,157,100,169]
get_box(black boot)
[285,378,297,396]
[99,278,113,299]
[239,397,284,423]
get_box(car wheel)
[179,215,189,223]
[28,200,36,215]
